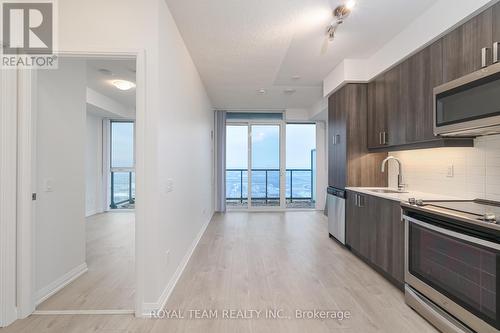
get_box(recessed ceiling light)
[284,89,296,94]
[258,89,267,94]
[292,75,301,80]
[111,80,136,91]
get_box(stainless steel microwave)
[434,62,500,137]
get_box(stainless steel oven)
[404,214,500,333]
[434,61,500,137]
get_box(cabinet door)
[367,77,387,149]
[390,203,404,285]
[443,8,492,82]
[384,66,404,146]
[372,195,392,274]
[494,2,500,59]
[345,191,360,252]
[371,196,405,285]
[358,194,375,261]
[332,88,347,189]
[402,40,443,143]
[328,93,336,186]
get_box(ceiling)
[165,0,437,110]
[86,59,137,110]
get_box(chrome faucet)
[381,156,406,192]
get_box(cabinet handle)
[481,47,491,68]
[355,194,359,207]
[358,195,364,208]
[335,134,341,145]
[379,132,383,145]
[383,131,388,145]
[494,42,499,64]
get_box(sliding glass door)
[250,124,284,208]
[226,125,249,209]
[226,122,285,209]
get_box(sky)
[226,124,316,169]
[111,122,134,167]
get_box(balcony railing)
[110,171,135,209]
[226,168,313,203]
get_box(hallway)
[3,211,436,332]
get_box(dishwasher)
[327,186,346,245]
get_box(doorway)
[27,56,138,314]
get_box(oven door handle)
[403,215,500,251]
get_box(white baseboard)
[35,263,88,306]
[33,309,134,315]
[85,210,97,217]
[142,213,213,317]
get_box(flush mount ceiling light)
[283,88,296,94]
[257,88,267,95]
[98,68,113,75]
[326,1,355,42]
[111,80,136,91]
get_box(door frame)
[0,67,18,327]
[15,48,146,319]
[226,119,286,211]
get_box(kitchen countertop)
[345,187,470,203]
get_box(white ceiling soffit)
[165,0,438,110]
[86,59,137,110]
[323,0,498,96]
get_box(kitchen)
[327,2,500,332]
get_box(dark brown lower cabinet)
[346,190,404,289]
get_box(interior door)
[249,123,285,209]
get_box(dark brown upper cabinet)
[400,40,444,143]
[367,76,386,149]
[367,66,405,149]
[328,84,387,189]
[384,66,405,146]
[494,2,500,57]
[442,7,493,82]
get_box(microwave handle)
[403,215,500,251]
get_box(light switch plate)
[166,179,174,193]
[44,178,54,192]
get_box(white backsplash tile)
[388,134,500,200]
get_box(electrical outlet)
[446,165,454,178]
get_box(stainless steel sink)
[369,189,408,194]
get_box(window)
[110,121,135,209]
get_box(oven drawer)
[404,215,500,333]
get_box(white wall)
[54,0,214,312]
[323,0,496,96]
[35,59,87,297]
[85,113,103,216]
[144,0,214,304]
[87,88,135,119]
[388,134,500,201]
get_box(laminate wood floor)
[2,211,437,333]
[36,212,135,311]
